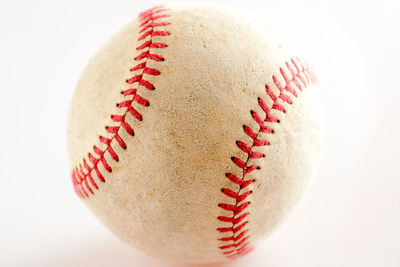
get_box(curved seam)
[217,57,317,259]
[71,6,170,199]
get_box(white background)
[1,0,399,266]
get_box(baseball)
[67,5,321,263]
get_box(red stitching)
[71,6,170,198]
[134,50,165,62]
[218,57,316,259]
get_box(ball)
[67,5,321,263]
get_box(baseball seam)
[71,6,170,198]
[70,7,317,260]
[217,57,316,259]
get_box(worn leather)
[67,5,321,263]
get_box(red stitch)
[139,7,168,20]
[223,250,236,255]
[219,203,237,212]
[111,114,137,132]
[253,138,269,146]
[217,226,234,233]
[120,90,149,106]
[138,29,170,41]
[224,245,248,257]
[283,82,298,99]
[100,157,112,172]
[92,146,103,157]
[126,105,143,122]
[107,146,119,162]
[235,242,250,253]
[249,149,263,158]
[273,76,294,103]
[87,172,98,190]
[136,40,152,50]
[299,58,313,84]
[75,164,94,195]
[236,141,251,153]
[235,236,250,247]
[250,110,263,126]
[219,229,248,241]
[138,29,154,41]
[150,43,168,48]
[291,58,306,87]
[139,79,156,90]
[71,6,169,198]
[221,188,238,199]
[218,213,249,224]
[220,203,246,215]
[137,41,169,50]
[279,67,297,96]
[83,176,94,195]
[83,159,99,190]
[75,169,89,198]
[99,136,111,145]
[93,146,112,172]
[117,100,133,108]
[83,159,91,172]
[131,62,146,71]
[231,157,246,169]
[218,216,234,223]
[140,22,170,33]
[258,98,279,123]
[143,67,161,76]
[133,93,149,106]
[243,125,257,140]
[225,173,243,186]
[222,189,252,203]
[71,171,82,198]
[297,58,309,83]
[243,165,258,175]
[105,127,127,149]
[272,101,286,113]
[258,124,273,135]
[135,50,165,61]
[77,166,86,181]
[218,58,316,258]
[87,153,104,183]
[122,89,135,96]
[265,84,277,102]
[152,30,170,37]
[233,222,249,233]
[279,67,291,84]
[286,62,303,91]
[113,132,127,149]
[228,240,246,250]
[140,14,170,27]
[126,74,142,84]
[219,243,237,250]
[241,179,254,189]
[236,141,263,159]
[80,184,89,198]
[226,247,252,258]
[233,212,249,224]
